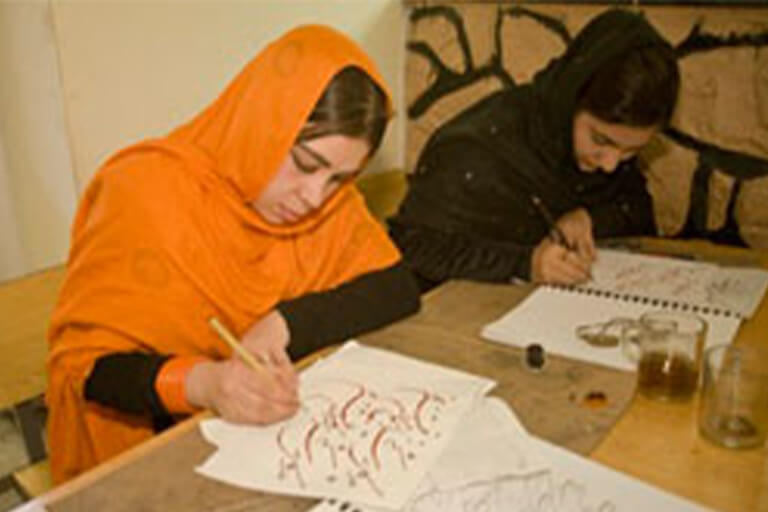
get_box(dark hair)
[297,67,389,154]
[576,44,680,127]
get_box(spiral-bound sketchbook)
[481,249,762,371]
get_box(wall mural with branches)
[404,4,768,246]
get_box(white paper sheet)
[481,286,742,371]
[310,398,710,512]
[197,342,495,509]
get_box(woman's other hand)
[531,238,592,284]
[185,358,299,424]
[555,208,597,264]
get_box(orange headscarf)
[46,25,400,484]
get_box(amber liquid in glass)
[637,352,698,400]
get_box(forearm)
[389,221,535,285]
[277,261,421,361]
[84,350,210,429]
[84,352,173,426]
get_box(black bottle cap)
[525,343,546,370]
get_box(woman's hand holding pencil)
[185,313,299,425]
[530,198,595,284]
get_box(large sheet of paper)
[197,342,495,509]
[481,286,741,371]
[310,398,710,512]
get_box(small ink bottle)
[525,343,546,372]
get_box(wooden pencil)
[530,195,575,251]
[208,316,270,377]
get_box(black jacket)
[390,10,668,290]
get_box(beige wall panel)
[51,0,405,192]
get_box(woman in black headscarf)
[389,9,679,291]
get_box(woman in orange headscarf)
[46,25,420,484]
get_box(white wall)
[0,0,77,282]
[51,0,407,191]
[0,0,405,282]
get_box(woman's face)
[572,110,658,174]
[251,135,370,225]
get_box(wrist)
[155,356,209,414]
[269,310,290,346]
[185,359,221,410]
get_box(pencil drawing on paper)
[322,471,618,512]
[406,471,617,512]
[275,379,456,496]
[608,262,704,298]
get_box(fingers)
[229,357,298,405]
[224,388,299,425]
[252,345,298,394]
[562,249,592,279]
[574,232,597,263]
[537,244,592,284]
[212,359,300,425]
[555,208,595,263]
[270,357,299,395]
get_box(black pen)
[530,195,575,251]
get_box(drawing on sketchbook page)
[406,472,617,512]
[592,254,712,303]
[583,249,768,317]
[314,466,618,512]
[275,379,456,496]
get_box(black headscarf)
[426,9,673,199]
[529,9,674,173]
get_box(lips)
[276,203,304,223]
[579,159,597,172]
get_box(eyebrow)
[295,141,363,176]
[591,128,644,152]
[296,142,332,168]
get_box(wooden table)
[0,265,66,463]
[36,240,768,512]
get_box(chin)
[253,207,282,225]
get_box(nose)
[597,148,621,173]
[301,174,327,210]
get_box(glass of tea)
[699,344,768,449]
[621,311,707,402]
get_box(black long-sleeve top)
[389,135,655,288]
[83,261,419,426]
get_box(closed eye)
[291,149,319,174]
[330,172,357,184]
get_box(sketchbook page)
[513,436,712,512]
[703,266,768,318]
[310,398,709,512]
[481,287,741,371]
[197,342,495,509]
[585,249,768,318]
